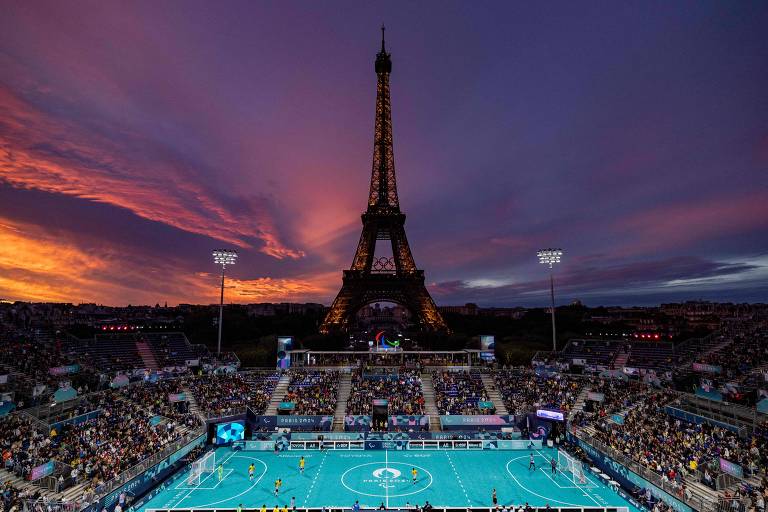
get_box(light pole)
[537,248,563,353]
[212,249,238,356]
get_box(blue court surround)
[141,447,639,511]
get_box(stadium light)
[537,248,563,353]
[212,249,238,356]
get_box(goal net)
[557,450,587,485]
[188,451,216,486]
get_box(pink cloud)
[0,81,303,259]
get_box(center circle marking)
[341,462,433,498]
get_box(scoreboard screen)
[215,421,245,444]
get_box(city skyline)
[1,2,767,308]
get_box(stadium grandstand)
[0,320,766,512]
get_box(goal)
[188,451,216,486]
[557,450,587,485]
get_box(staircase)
[265,373,292,415]
[701,336,734,360]
[333,372,353,431]
[611,349,629,370]
[686,480,720,512]
[135,340,159,370]
[480,373,508,414]
[569,386,590,421]
[60,481,90,503]
[0,468,55,499]
[420,373,440,431]
[183,385,206,422]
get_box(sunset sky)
[1,1,767,307]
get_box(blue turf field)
[142,447,638,510]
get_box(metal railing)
[570,427,717,512]
[715,496,751,512]
[22,498,79,512]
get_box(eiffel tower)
[320,28,449,334]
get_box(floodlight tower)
[537,248,563,353]
[212,249,238,356]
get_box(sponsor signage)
[28,460,54,481]
[168,393,186,402]
[439,415,516,430]
[49,364,80,376]
[719,458,743,478]
[692,363,722,374]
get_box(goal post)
[188,451,216,485]
[557,450,587,485]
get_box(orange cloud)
[0,217,329,305]
[196,271,338,302]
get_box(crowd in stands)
[692,331,768,383]
[185,372,279,416]
[592,390,767,494]
[346,368,424,415]
[122,379,197,423]
[0,338,95,393]
[584,378,652,418]
[282,370,339,415]
[1,385,198,508]
[432,370,488,415]
[494,370,581,416]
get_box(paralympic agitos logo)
[376,331,399,348]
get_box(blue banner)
[719,458,743,478]
[389,414,429,429]
[664,406,740,433]
[345,415,371,431]
[248,415,334,431]
[50,410,100,432]
[0,401,16,417]
[53,386,78,402]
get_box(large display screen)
[215,421,245,445]
[480,335,495,361]
[536,409,565,422]
[277,336,293,369]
